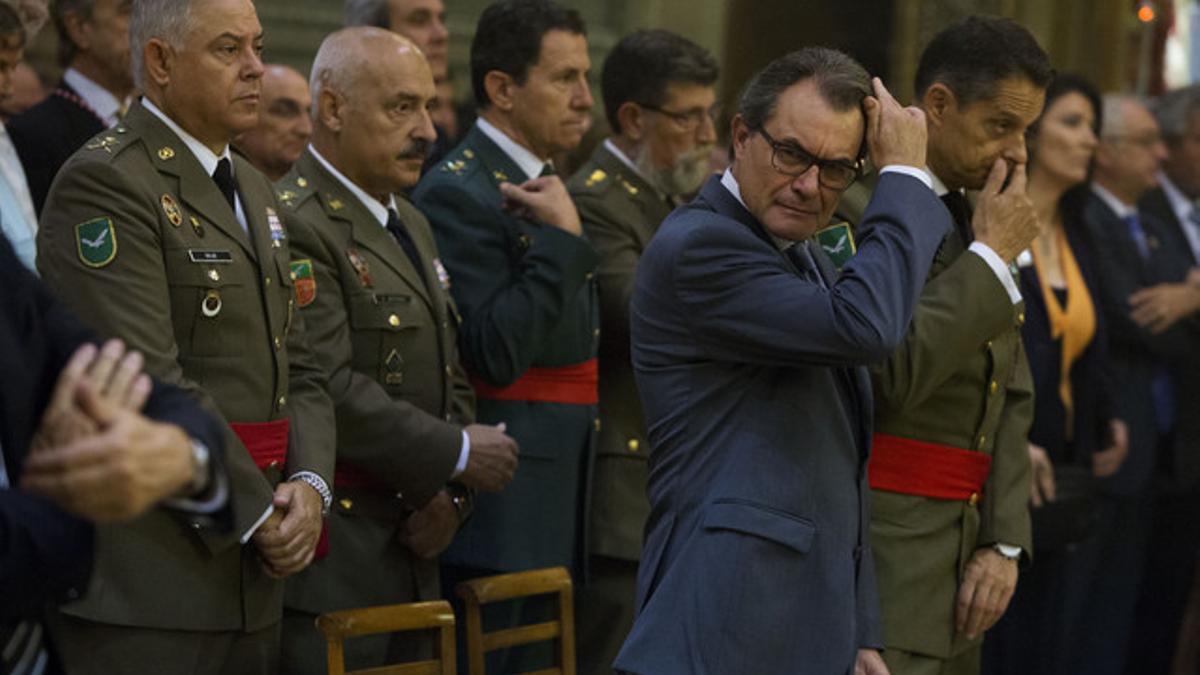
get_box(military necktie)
[539,162,556,179]
[940,190,974,245]
[386,207,429,292]
[211,158,238,214]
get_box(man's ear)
[483,70,516,112]
[616,101,645,143]
[317,88,343,132]
[922,83,956,128]
[143,38,173,89]
[730,113,751,163]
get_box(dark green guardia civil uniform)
[411,123,599,575]
[276,148,475,673]
[566,142,674,675]
[35,101,335,675]
[868,189,1034,674]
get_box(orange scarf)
[1030,228,1096,437]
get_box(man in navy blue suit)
[614,48,951,675]
[0,233,228,673]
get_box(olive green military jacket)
[277,148,474,613]
[868,221,1034,658]
[36,101,335,632]
[412,124,600,574]
[566,142,674,562]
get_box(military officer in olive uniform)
[276,29,518,674]
[34,2,335,674]
[412,1,598,670]
[565,30,718,675]
[866,18,1050,675]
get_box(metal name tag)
[188,249,234,264]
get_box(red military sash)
[868,433,992,502]
[469,358,599,405]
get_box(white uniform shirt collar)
[475,117,546,181]
[143,98,232,178]
[603,138,662,188]
[720,168,796,251]
[1091,182,1138,220]
[64,68,125,127]
[308,145,396,227]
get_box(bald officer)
[35,1,335,673]
[276,28,517,673]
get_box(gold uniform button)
[627,439,640,452]
[977,435,987,449]
[339,498,353,511]
[989,380,999,395]
[264,275,271,286]
[985,340,993,350]
[274,336,282,350]
[277,396,287,410]
[268,460,280,469]
[445,365,452,375]
[388,314,401,327]
[445,413,452,421]
[207,269,220,282]
[593,328,600,337]
[1016,311,1026,326]
[594,418,602,432]
[968,492,980,506]
[585,272,595,281]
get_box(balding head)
[1094,94,1167,204]
[310,26,437,197]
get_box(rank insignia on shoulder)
[346,248,373,287]
[161,194,183,227]
[266,207,286,248]
[443,159,467,175]
[462,149,475,159]
[328,197,344,211]
[75,217,117,268]
[289,259,316,307]
[296,177,308,188]
[433,257,452,291]
[85,136,119,154]
[815,222,856,271]
[277,189,297,206]
[584,169,607,187]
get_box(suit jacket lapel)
[299,151,434,308]
[128,103,256,260]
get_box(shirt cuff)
[879,165,933,190]
[241,505,275,544]
[994,543,1022,559]
[968,241,1022,304]
[451,429,471,478]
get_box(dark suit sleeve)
[673,173,949,367]
[416,181,598,386]
[288,216,459,509]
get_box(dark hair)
[470,0,586,109]
[1028,73,1102,141]
[0,2,24,48]
[914,15,1053,105]
[738,46,869,132]
[53,0,94,67]
[600,29,718,134]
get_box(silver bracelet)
[289,471,332,515]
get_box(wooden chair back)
[455,566,576,675]
[316,599,456,675]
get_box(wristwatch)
[187,439,211,495]
[992,543,1022,561]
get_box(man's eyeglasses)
[640,103,722,131]
[756,126,862,190]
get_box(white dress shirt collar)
[1091,182,1138,220]
[308,145,397,227]
[602,138,660,190]
[927,169,951,197]
[475,116,546,181]
[720,168,796,251]
[63,68,126,127]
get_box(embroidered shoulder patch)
[75,217,118,268]
[289,258,316,307]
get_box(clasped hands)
[20,339,197,521]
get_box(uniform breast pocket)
[165,249,250,358]
[347,292,423,390]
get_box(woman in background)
[982,74,1128,675]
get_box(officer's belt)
[868,433,991,501]
[230,419,289,471]
[469,358,599,405]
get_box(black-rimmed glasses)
[756,126,861,190]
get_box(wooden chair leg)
[559,585,576,675]
[324,633,345,675]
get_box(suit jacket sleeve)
[976,343,1034,554]
[673,173,950,367]
[871,251,1016,410]
[415,181,598,386]
[288,216,458,509]
[36,158,272,544]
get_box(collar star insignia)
[277,189,297,206]
[492,170,508,182]
[85,136,119,153]
[444,159,466,174]
[296,177,308,188]
[328,197,344,211]
[462,149,475,159]
[157,146,175,160]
